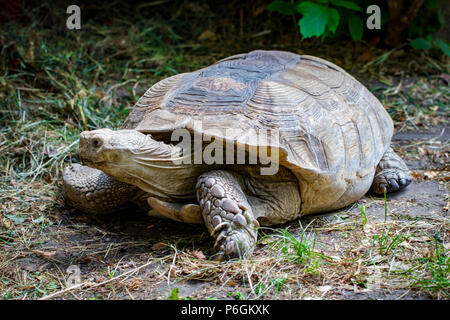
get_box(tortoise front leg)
[196,170,259,260]
[62,164,139,214]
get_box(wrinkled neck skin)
[93,137,212,201]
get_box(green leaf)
[436,39,450,56]
[266,1,297,15]
[296,1,318,15]
[297,2,329,38]
[168,288,181,300]
[331,0,362,11]
[410,38,432,50]
[327,8,340,33]
[348,13,363,41]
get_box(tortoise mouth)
[81,157,106,168]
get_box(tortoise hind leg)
[62,164,139,214]
[146,197,203,224]
[371,147,412,194]
[196,170,259,260]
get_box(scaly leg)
[196,170,260,260]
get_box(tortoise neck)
[126,140,212,199]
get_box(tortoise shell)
[122,50,393,214]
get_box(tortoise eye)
[91,138,102,148]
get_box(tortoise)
[62,50,412,260]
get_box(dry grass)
[0,198,448,299]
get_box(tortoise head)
[79,129,187,197]
[80,129,148,164]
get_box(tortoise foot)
[372,168,412,194]
[62,164,137,214]
[371,147,412,194]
